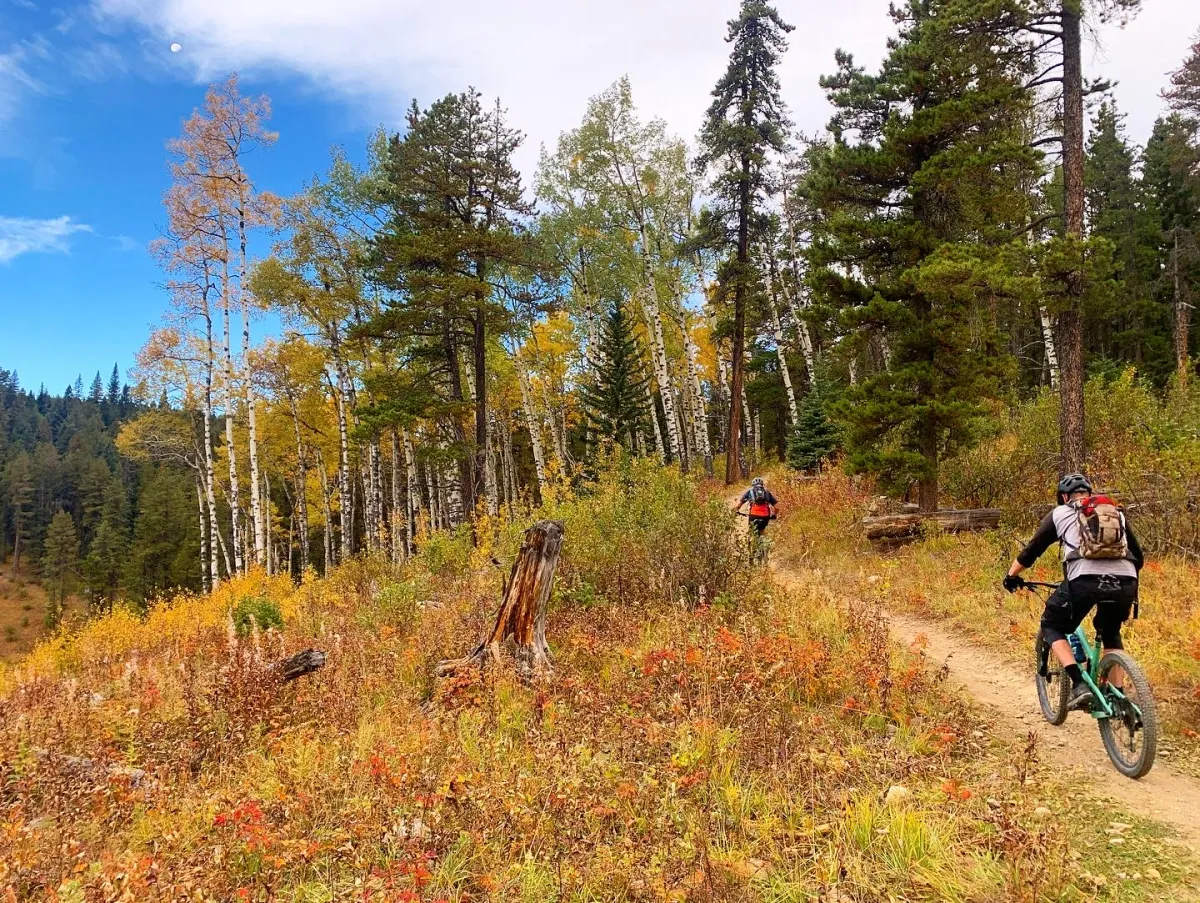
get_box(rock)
[986,797,1001,809]
[1146,868,1161,881]
[815,822,833,835]
[1107,821,1132,834]
[1034,806,1053,820]
[884,785,910,806]
[867,575,882,585]
[1109,837,1126,846]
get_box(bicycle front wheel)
[1097,650,1158,779]
[1035,630,1070,725]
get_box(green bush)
[232,596,285,636]
[942,372,1200,554]
[545,454,744,608]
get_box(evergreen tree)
[88,372,105,405]
[1084,101,1164,372]
[787,378,840,473]
[1142,114,1200,387]
[578,301,652,454]
[83,479,130,611]
[1165,30,1200,120]
[696,0,793,485]
[42,510,79,626]
[73,375,84,399]
[369,89,535,516]
[809,0,1038,508]
[124,466,199,606]
[107,364,121,406]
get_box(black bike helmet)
[1057,473,1092,499]
[752,477,765,489]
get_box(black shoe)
[1068,683,1094,712]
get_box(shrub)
[231,596,284,636]
[546,454,744,608]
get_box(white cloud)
[0,216,93,264]
[91,0,1198,173]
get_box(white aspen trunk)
[403,429,418,551]
[753,410,762,463]
[485,413,500,517]
[220,254,244,576]
[648,387,666,463]
[444,459,465,528]
[234,164,265,570]
[288,395,309,574]
[517,367,548,496]
[674,304,712,472]
[195,479,210,594]
[1037,304,1059,389]
[501,415,517,507]
[329,368,353,560]
[771,252,816,380]
[636,231,684,468]
[540,379,568,469]
[762,248,800,425]
[848,356,860,386]
[263,469,272,575]
[391,432,404,563]
[315,449,334,572]
[199,281,222,587]
[426,459,441,532]
[741,383,754,468]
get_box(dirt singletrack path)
[769,560,1200,850]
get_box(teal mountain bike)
[1021,580,1158,779]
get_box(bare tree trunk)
[762,247,799,425]
[288,394,309,574]
[391,432,404,563]
[485,413,500,517]
[648,388,667,463]
[674,303,713,475]
[328,369,353,559]
[1058,2,1087,474]
[1176,228,1191,390]
[517,367,548,498]
[403,429,418,552]
[636,227,684,468]
[315,448,334,571]
[1039,303,1060,389]
[263,469,273,575]
[196,479,210,594]
[221,255,244,575]
[438,520,564,677]
[199,281,222,587]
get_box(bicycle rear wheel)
[1097,650,1158,779]
[1035,630,1070,725]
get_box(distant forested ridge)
[0,368,201,612]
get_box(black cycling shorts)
[1040,574,1137,648]
[749,516,771,535]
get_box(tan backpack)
[1066,495,1129,561]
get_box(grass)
[0,562,86,663]
[1,462,1198,900]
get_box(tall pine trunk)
[726,151,751,484]
[1057,2,1087,474]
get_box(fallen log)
[438,520,564,678]
[863,508,1002,542]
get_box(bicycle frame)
[1026,580,1141,723]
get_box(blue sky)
[2,0,1196,394]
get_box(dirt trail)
[769,560,1200,850]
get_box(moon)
[170,43,182,53]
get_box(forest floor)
[0,562,55,661]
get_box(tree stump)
[438,520,565,678]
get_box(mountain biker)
[1003,473,1144,712]
[734,477,778,537]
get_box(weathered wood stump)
[275,649,327,682]
[438,520,565,678]
[863,508,1002,542]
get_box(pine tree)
[809,0,1038,508]
[1084,100,1163,372]
[1142,115,1200,388]
[1164,30,1200,119]
[578,301,652,454]
[787,379,840,473]
[107,364,121,406]
[88,372,105,405]
[696,0,793,485]
[84,479,130,611]
[42,510,79,626]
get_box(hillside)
[2,465,1197,901]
